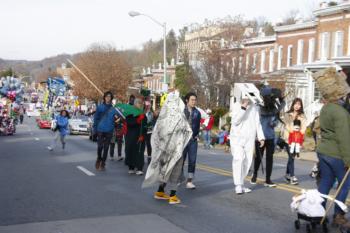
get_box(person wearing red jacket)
[202,109,214,149]
[288,119,304,158]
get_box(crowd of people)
[44,67,350,228]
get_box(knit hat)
[312,68,350,102]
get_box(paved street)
[0,117,341,233]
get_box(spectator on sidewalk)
[202,109,214,149]
[280,98,307,185]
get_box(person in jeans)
[280,98,307,185]
[314,67,350,228]
[47,110,69,151]
[182,92,201,189]
[202,109,214,149]
[93,91,120,171]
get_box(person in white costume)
[230,97,265,194]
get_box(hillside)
[0,54,73,79]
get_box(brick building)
[179,1,350,120]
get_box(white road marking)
[35,137,40,141]
[77,166,95,176]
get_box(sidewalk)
[274,150,318,162]
[203,143,319,162]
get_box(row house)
[141,60,176,94]
[224,1,350,121]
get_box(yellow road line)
[197,163,350,204]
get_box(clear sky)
[0,0,322,61]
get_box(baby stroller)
[291,189,348,233]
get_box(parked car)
[69,115,89,135]
[87,117,97,141]
[37,117,51,129]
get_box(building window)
[308,38,315,63]
[260,50,266,73]
[246,54,250,74]
[232,57,236,74]
[321,32,330,60]
[334,31,344,57]
[269,49,274,72]
[287,45,293,67]
[297,39,304,65]
[253,53,258,73]
[238,56,243,76]
[277,46,283,70]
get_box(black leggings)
[253,139,275,182]
[97,132,113,162]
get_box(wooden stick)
[66,59,104,96]
[321,168,350,224]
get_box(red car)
[37,119,51,129]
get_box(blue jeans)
[318,153,350,215]
[277,138,295,176]
[203,130,211,148]
[183,138,198,178]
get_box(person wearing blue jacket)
[182,92,201,189]
[48,110,70,151]
[93,91,120,171]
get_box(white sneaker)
[186,182,196,189]
[243,187,252,193]
[235,185,243,195]
[136,171,144,176]
[47,146,53,151]
[128,170,135,174]
[290,176,298,185]
[235,186,251,194]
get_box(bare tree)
[191,16,246,108]
[277,9,300,26]
[70,43,132,102]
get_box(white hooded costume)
[291,189,348,217]
[230,102,265,188]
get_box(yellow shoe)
[169,195,181,205]
[154,192,170,200]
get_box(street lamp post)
[129,11,167,91]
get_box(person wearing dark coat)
[125,98,147,175]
